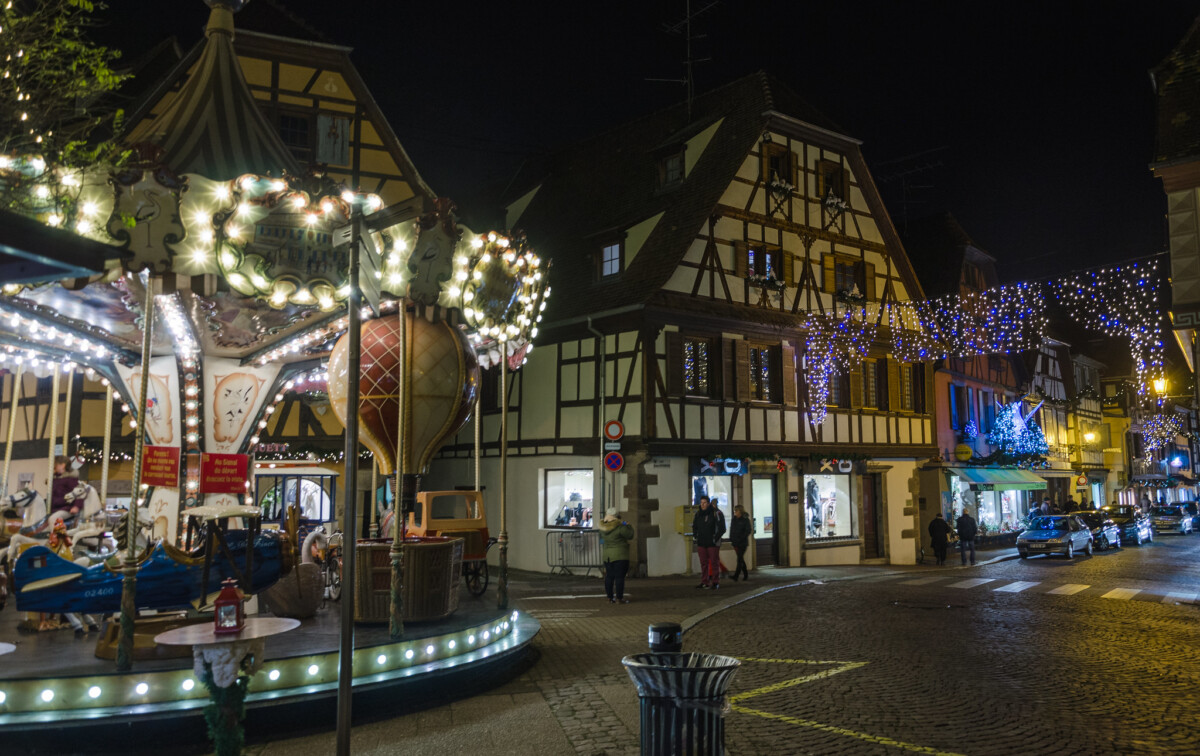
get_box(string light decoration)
[1141,413,1183,452]
[247,366,330,449]
[457,230,551,370]
[803,309,877,425]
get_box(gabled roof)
[505,72,846,324]
[133,2,301,180]
[1152,14,1200,166]
[901,213,997,298]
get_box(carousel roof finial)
[134,0,299,181]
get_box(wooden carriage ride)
[405,490,495,596]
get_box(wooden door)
[862,473,884,559]
[752,476,777,565]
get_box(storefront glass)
[949,475,1033,533]
[544,468,594,528]
[691,474,734,524]
[803,474,854,539]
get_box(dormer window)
[817,160,845,201]
[600,241,623,277]
[661,151,684,185]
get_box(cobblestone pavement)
[235,533,1200,755]
[689,534,1200,755]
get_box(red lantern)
[213,578,245,635]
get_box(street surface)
[220,534,1200,754]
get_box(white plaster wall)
[645,456,692,577]
[881,458,918,565]
[804,545,859,565]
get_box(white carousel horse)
[3,483,116,567]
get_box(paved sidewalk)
[246,564,890,755]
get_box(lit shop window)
[545,469,595,528]
[802,474,854,540]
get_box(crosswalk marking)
[994,581,1039,593]
[1047,583,1090,595]
[1101,588,1142,600]
[901,576,946,585]
[947,578,995,589]
[1163,592,1198,604]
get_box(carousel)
[0,1,546,751]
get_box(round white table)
[155,617,300,756]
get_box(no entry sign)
[604,451,624,472]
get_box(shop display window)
[691,475,734,524]
[545,469,594,528]
[803,474,854,539]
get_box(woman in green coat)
[598,509,634,603]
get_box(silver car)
[1017,515,1094,559]
[1149,505,1194,535]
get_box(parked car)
[1074,511,1122,550]
[1101,505,1154,546]
[1149,505,1194,535]
[1181,501,1200,530]
[1016,515,1094,559]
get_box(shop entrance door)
[752,476,777,566]
[861,473,884,560]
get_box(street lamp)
[1083,432,1095,444]
[1154,377,1167,395]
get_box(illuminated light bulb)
[181,679,195,691]
[81,201,99,217]
[35,185,49,199]
[425,645,435,655]
[241,177,255,191]
[40,689,53,702]
[308,665,319,676]
[227,225,241,239]
[464,291,475,302]
[341,190,356,203]
[76,219,92,233]
[487,232,497,242]
[448,286,461,298]
[271,290,287,306]
[88,686,101,699]
[448,640,456,649]
[389,273,402,285]
[268,670,280,681]
[456,256,469,266]
[393,239,407,252]
[405,649,414,660]
[318,296,334,310]
[321,199,333,214]
[292,195,307,209]
[377,654,387,665]
[468,635,475,645]
[135,683,148,695]
[482,631,490,640]
[455,270,468,282]
[30,157,44,172]
[249,436,260,445]
[214,185,230,201]
[367,195,382,211]
[251,275,267,289]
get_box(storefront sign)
[200,453,250,494]
[694,457,748,476]
[142,446,180,487]
[818,458,854,473]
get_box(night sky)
[97,0,1200,282]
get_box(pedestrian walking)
[956,507,977,566]
[692,496,726,589]
[729,504,753,581]
[928,513,953,566]
[1040,498,1051,516]
[598,509,634,604]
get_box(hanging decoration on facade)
[1141,412,1183,452]
[980,397,1049,467]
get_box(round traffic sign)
[604,451,624,472]
[604,420,625,441]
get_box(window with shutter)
[862,361,878,408]
[748,346,773,402]
[682,336,714,398]
[898,363,914,411]
[781,344,797,406]
[665,332,684,396]
[734,340,751,402]
[849,370,864,410]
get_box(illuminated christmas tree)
[985,398,1048,466]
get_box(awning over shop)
[948,467,1049,491]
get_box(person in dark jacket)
[692,496,726,589]
[955,507,977,566]
[928,512,953,565]
[729,505,753,581]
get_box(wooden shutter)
[665,332,683,396]
[923,363,935,414]
[849,367,864,410]
[823,254,835,292]
[735,340,751,403]
[887,359,901,412]
[863,261,876,300]
[782,250,794,286]
[722,339,737,401]
[790,151,800,187]
[781,343,797,406]
[734,241,748,278]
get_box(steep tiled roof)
[1153,15,1200,165]
[900,213,976,298]
[506,72,842,324]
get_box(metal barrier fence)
[546,529,604,576]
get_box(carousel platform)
[0,599,539,752]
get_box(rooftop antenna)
[648,0,719,121]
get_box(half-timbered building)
[428,73,938,575]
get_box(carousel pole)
[2,363,24,495]
[388,304,408,640]
[474,398,481,492]
[369,463,377,538]
[497,351,509,611]
[335,212,364,756]
[99,384,113,504]
[117,275,155,672]
[61,367,74,457]
[46,368,60,489]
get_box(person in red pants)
[692,496,726,589]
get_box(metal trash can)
[622,652,741,755]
